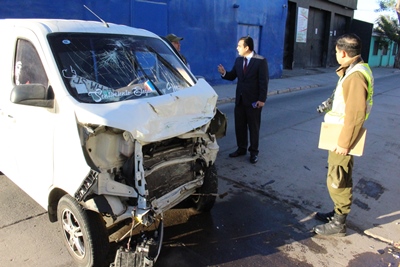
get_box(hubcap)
[61,209,85,259]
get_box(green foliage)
[374,15,400,43]
[375,1,400,68]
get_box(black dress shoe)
[250,155,258,164]
[229,150,246,157]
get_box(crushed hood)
[74,79,218,143]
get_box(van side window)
[14,39,48,88]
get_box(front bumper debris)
[110,220,163,267]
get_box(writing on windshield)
[48,34,194,103]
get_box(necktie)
[243,57,248,74]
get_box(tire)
[57,194,109,267]
[191,164,218,212]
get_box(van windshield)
[48,33,195,103]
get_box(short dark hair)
[240,36,254,52]
[336,33,362,57]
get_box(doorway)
[307,7,329,67]
[283,1,296,69]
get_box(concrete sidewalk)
[213,66,400,250]
[213,66,400,105]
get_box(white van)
[0,19,226,267]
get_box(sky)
[353,0,381,23]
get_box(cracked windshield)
[48,34,195,103]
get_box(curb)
[267,84,321,96]
[217,84,322,105]
[215,67,400,105]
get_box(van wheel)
[57,194,109,267]
[191,164,218,212]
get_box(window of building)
[382,44,388,55]
[373,40,379,55]
[393,43,398,56]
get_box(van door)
[0,28,19,178]
[2,29,55,209]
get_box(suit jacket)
[222,53,269,106]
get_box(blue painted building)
[0,0,287,85]
[164,1,287,84]
[1,0,369,84]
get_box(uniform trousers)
[327,151,354,215]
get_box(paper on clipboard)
[318,122,367,156]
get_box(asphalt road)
[1,74,400,267]
[0,171,397,267]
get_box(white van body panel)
[0,24,57,208]
[52,95,92,204]
[74,78,218,143]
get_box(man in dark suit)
[217,36,269,164]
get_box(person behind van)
[165,33,188,67]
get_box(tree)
[374,0,400,68]
[374,15,400,68]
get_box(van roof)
[0,19,157,38]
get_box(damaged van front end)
[71,89,224,265]
[45,22,226,266]
[73,78,224,224]
[0,19,226,267]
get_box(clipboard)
[318,122,367,156]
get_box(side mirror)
[10,84,54,108]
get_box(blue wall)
[0,0,287,85]
[165,1,287,84]
[0,0,131,24]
